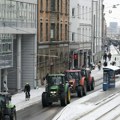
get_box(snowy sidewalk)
[11,44,118,113]
[11,87,45,111]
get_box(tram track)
[75,90,120,120]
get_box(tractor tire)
[91,78,95,90]
[77,86,83,97]
[42,92,49,107]
[60,93,67,106]
[67,89,71,104]
[87,82,92,91]
[83,81,87,96]
[11,110,17,120]
[4,115,10,120]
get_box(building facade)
[69,0,92,68]
[0,0,37,92]
[91,0,103,63]
[37,0,69,84]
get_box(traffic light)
[73,54,78,68]
[73,54,78,60]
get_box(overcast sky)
[103,0,120,27]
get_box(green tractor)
[0,92,16,120]
[42,74,71,107]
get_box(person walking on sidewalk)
[24,83,31,101]
[98,61,101,70]
[3,81,8,92]
[108,52,112,61]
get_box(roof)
[103,65,120,71]
[48,74,65,76]
[65,69,81,72]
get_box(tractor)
[64,69,87,97]
[42,74,71,107]
[81,68,95,91]
[0,92,16,120]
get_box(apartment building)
[0,0,37,92]
[69,0,104,68]
[69,0,92,68]
[37,0,69,83]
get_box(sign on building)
[0,34,13,69]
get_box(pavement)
[11,45,119,115]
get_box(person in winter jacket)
[108,52,112,61]
[24,83,31,100]
[3,81,8,92]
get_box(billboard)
[0,34,13,69]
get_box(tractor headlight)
[50,91,57,94]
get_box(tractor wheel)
[83,81,87,96]
[42,92,49,107]
[60,93,67,106]
[11,110,17,120]
[91,78,95,90]
[67,89,71,104]
[77,86,83,97]
[4,115,10,120]
[49,102,52,106]
[87,82,92,91]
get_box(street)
[13,45,120,120]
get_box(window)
[50,23,55,41]
[77,4,79,18]
[72,8,75,17]
[40,23,43,42]
[57,23,59,41]
[51,0,55,11]
[46,0,48,11]
[61,24,62,41]
[61,0,62,13]
[82,6,84,19]
[40,0,43,11]
[65,0,67,14]
[46,23,48,41]
[65,24,67,40]
[72,32,75,41]
[57,0,59,12]
[86,7,87,20]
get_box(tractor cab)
[0,92,16,120]
[0,92,11,106]
[47,74,64,86]
[81,68,95,91]
[64,69,87,97]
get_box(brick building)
[37,0,69,83]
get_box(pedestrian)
[103,61,107,67]
[112,61,116,66]
[24,83,31,101]
[103,52,107,61]
[108,52,112,61]
[3,81,8,92]
[98,61,101,70]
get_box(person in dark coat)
[24,83,31,100]
[103,61,107,67]
[103,53,107,61]
[108,53,112,61]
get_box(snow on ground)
[11,87,45,111]
[10,44,120,120]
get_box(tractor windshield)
[48,76,63,85]
[65,72,79,81]
[0,95,5,106]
